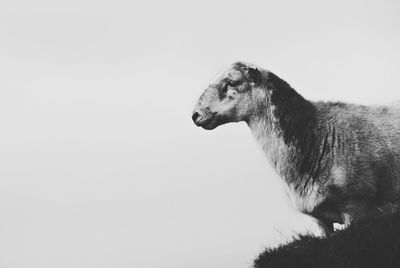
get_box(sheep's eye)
[227,79,240,87]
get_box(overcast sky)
[1,0,400,268]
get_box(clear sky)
[1,0,400,268]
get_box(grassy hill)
[255,212,400,268]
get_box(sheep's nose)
[192,112,200,123]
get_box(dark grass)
[254,212,400,268]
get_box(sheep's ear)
[245,67,262,84]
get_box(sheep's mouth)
[196,114,231,130]
[200,117,218,130]
[194,114,217,129]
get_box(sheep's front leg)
[341,201,368,226]
[317,218,334,237]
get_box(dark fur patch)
[266,72,317,145]
[246,68,263,84]
[266,72,334,184]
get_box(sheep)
[192,61,400,235]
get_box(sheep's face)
[192,62,263,130]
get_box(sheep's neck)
[247,96,321,193]
[248,114,298,182]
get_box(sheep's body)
[193,62,400,234]
[252,93,400,229]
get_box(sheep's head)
[192,62,265,130]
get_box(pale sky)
[1,1,400,268]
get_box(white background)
[1,0,400,267]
